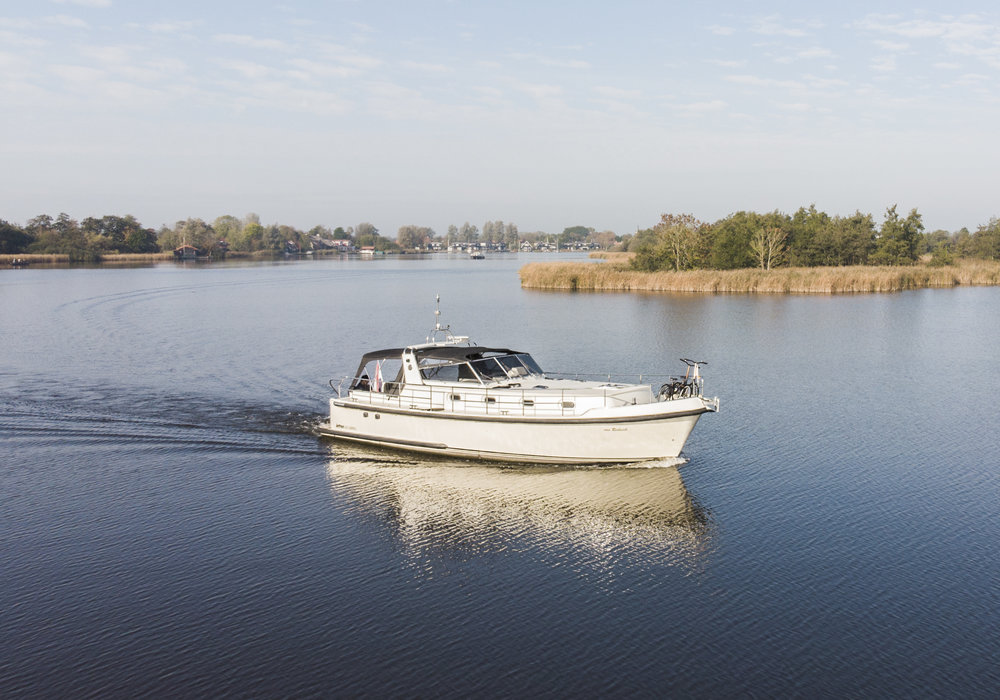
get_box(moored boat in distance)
[319,298,719,464]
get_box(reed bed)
[519,259,1000,294]
[98,253,175,263]
[587,251,634,261]
[2,253,71,264]
[2,252,177,265]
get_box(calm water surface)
[2,256,998,697]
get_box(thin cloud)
[593,86,641,100]
[286,58,362,80]
[216,59,274,80]
[725,74,805,90]
[708,25,735,36]
[45,14,89,28]
[707,59,746,68]
[400,60,453,73]
[871,55,897,73]
[510,52,590,69]
[512,81,564,101]
[797,47,833,59]
[51,0,112,7]
[127,20,200,35]
[214,33,287,51]
[751,16,817,38]
[676,99,727,113]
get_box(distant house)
[360,246,376,256]
[285,240,300,254]
[174,244,199,259]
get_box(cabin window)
[562,401,575,409]
[522,399,534,407]
[484,397,496,403]
[358,358,403,392]
[421,362,461,381]
[470,358,507,381]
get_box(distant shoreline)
[519,258,1000,294]
[0,250,329,266]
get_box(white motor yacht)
[319,300,719,464]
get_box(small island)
[520,206,1000,294]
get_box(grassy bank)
[520,258,1000,294]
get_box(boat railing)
[544,371,675,385]
[545,372,705,401]
[336,378,662,416]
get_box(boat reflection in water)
[325,444,712,573]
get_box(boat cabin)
[350,344,544,393]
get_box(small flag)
[373,360,383,392]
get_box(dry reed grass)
[1,253,71,264]
[519,259,1000,294]
[2,252,177,265]
[588,251,634,261]
[98,253,175,263]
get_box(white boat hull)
[321,396,713,464]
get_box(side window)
[422,363,460,381]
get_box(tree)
[397,225,422,249]
[871,205,923,265]
[824,212,876,266]
[504,223,520,250]
[0,220,33,253]
[750,226,787,270]
[969,218,1000,260]
[446,224,459,246]
[214,215,243,245]
[711,212,760,269]
[80,214,159,253]
[631,214,705,271]
[264,224,285,251]
[164,218,216,253]
[459,221,478,243]
[123,226,159,253]
[788,204,830,266]
[356,222,378,241]
[242,222,265,250]
[26,212,97,261]
[593,230,617,250]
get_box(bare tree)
[750,226,787,270]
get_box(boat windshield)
[496,353,543,377]
[469,357,508,381]
[419,352,544,384]
[470,353,544,382]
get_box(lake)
[2,255,998,697]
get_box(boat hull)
[320,397,713,464]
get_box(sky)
[3,0,1000,235]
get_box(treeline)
[627,205,1000,272]
[1,214,159,261]
[0,213,363,260]
[0,212,624,259]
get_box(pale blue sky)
[3,0,999,234]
